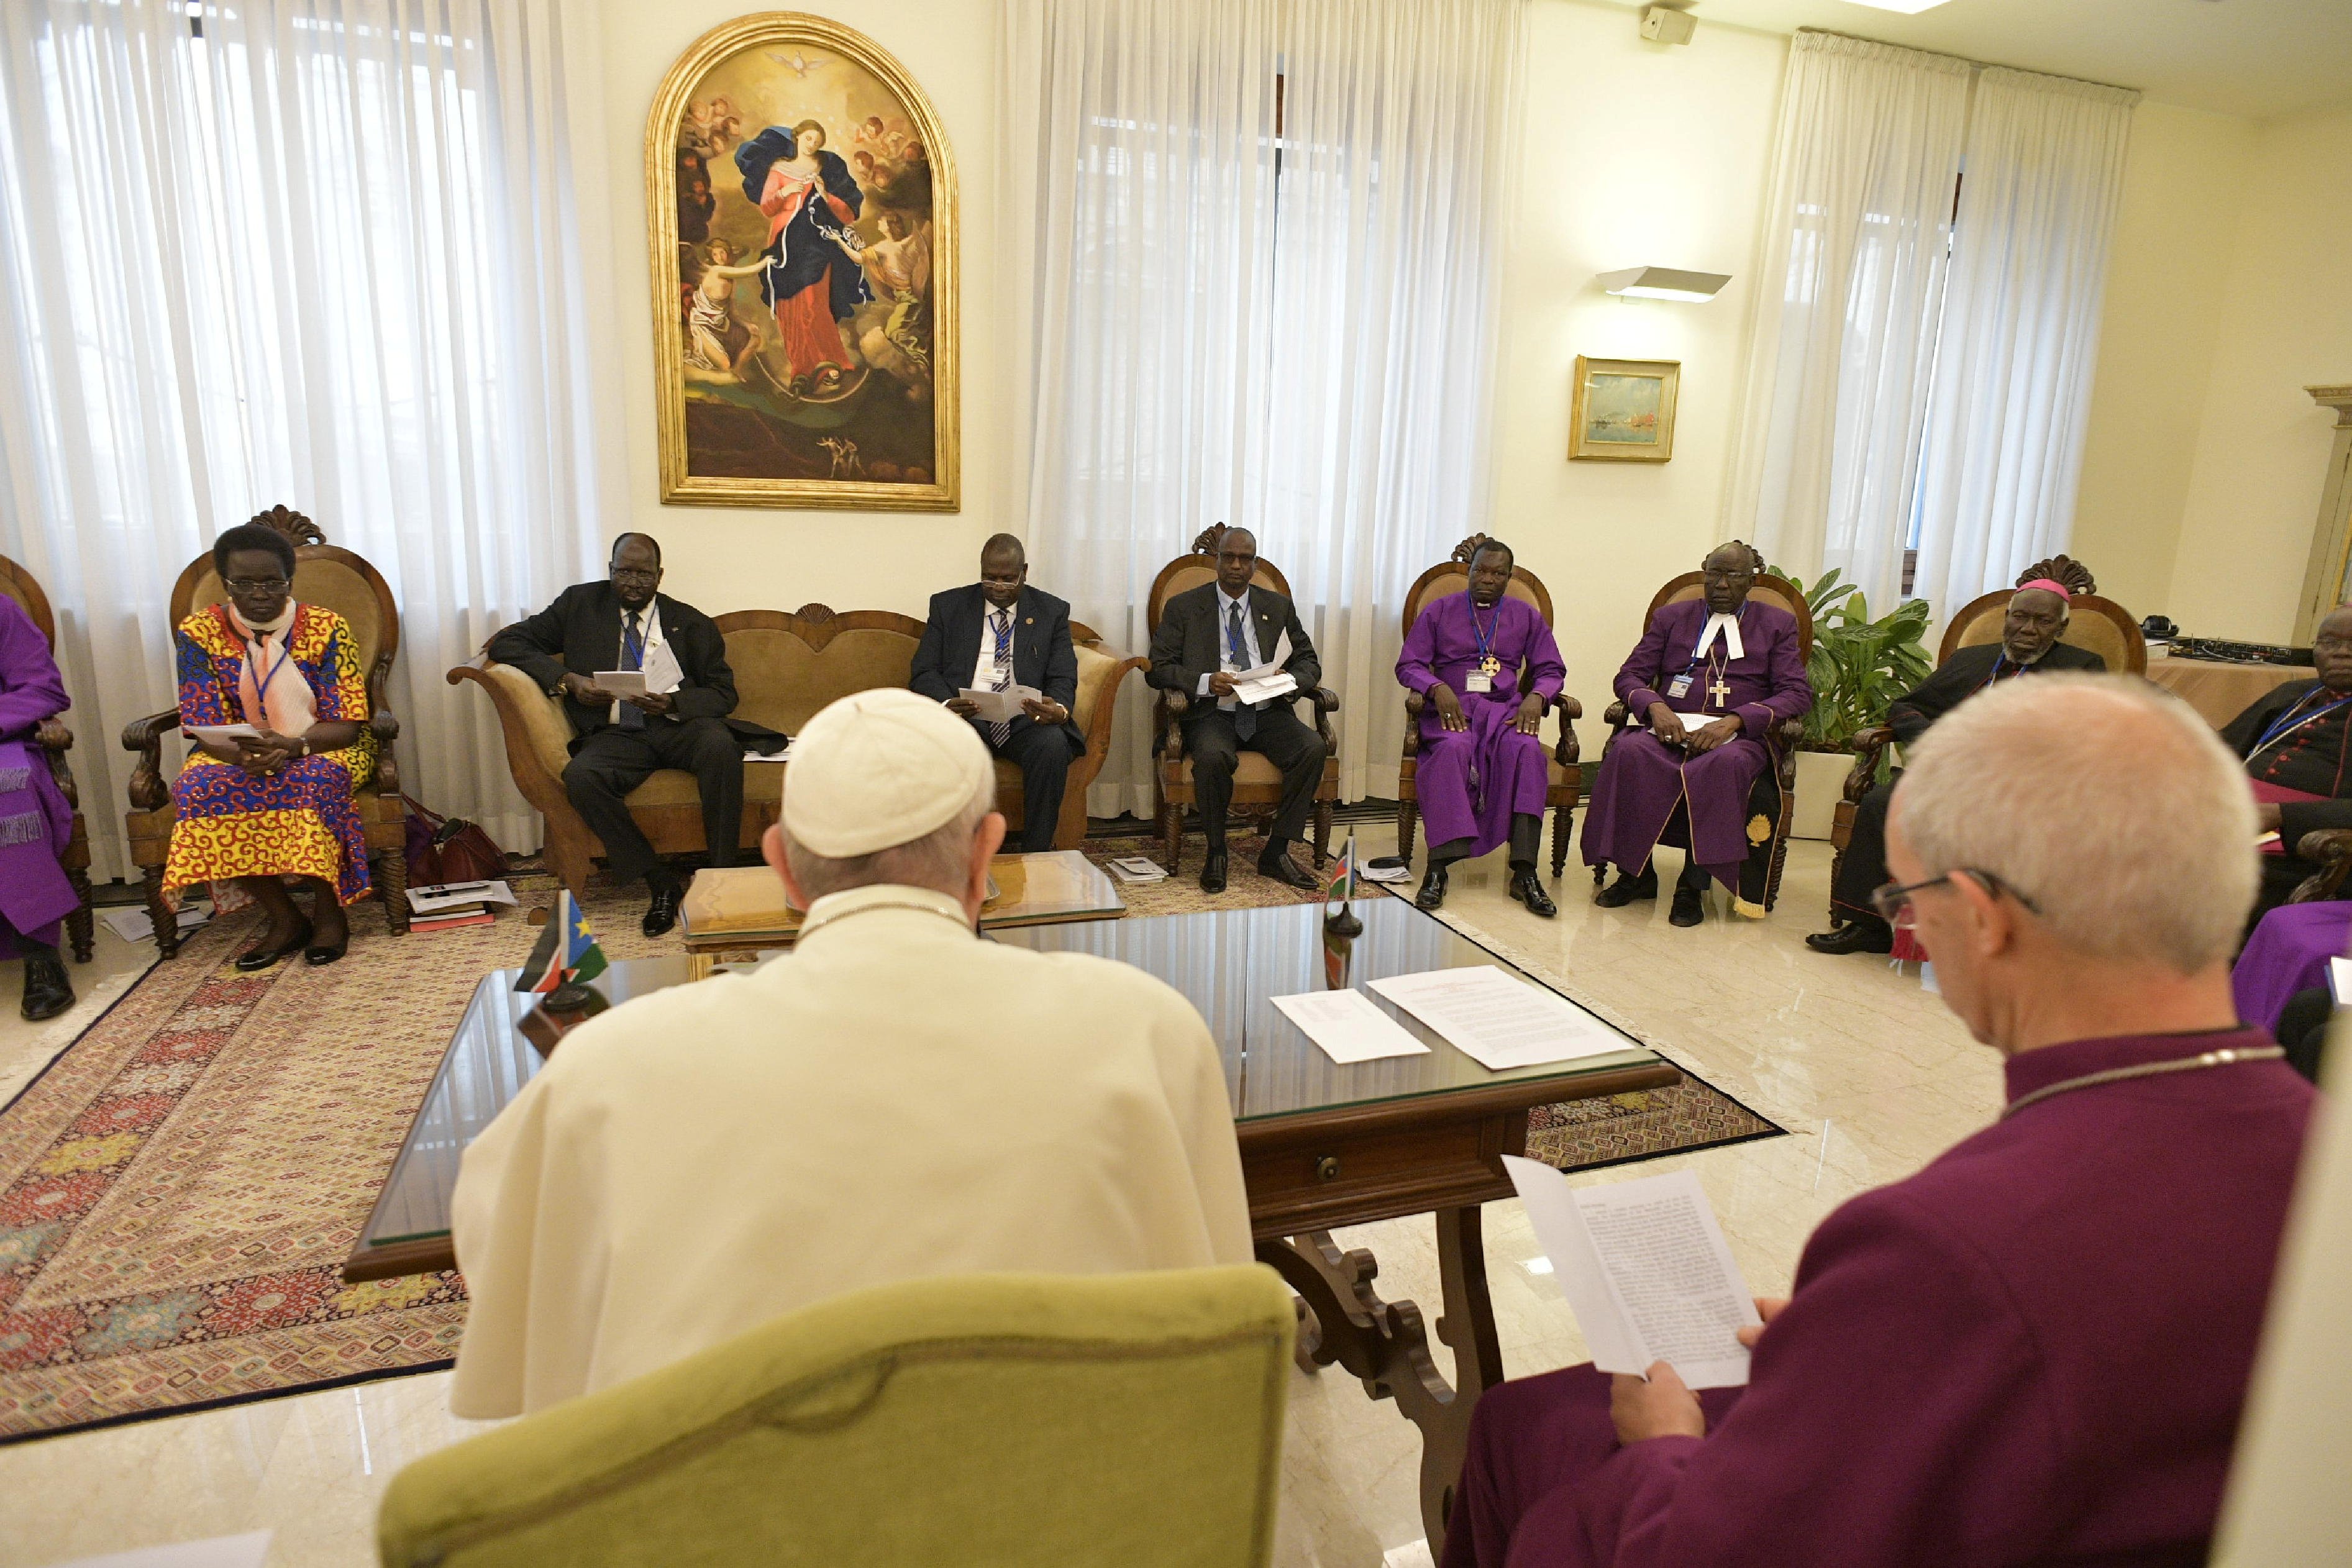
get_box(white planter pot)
[1789,749,1852,841]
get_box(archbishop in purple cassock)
[1398,542,1566,917]
[1446,675,2314,1568]
[1580,549,1810,921]
[0,591,79,1020]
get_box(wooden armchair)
[1147,526,1340,872]
[0,555,94,961]
[1396,534,1584,877]
[121,506,408,958]
[1828,555,2143,917]
[1595,551,1815,912]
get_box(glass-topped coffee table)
[344,896,1674,1553]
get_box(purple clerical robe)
[1579,598,1810,896]
[1398,593,1566,858]
[0,593,76,957]
[1443,1028,2315,1568]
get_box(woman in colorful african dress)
[161,522,376,969]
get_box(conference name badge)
[1667,673,1693,700]
[1464,673,1493,694]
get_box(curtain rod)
[1795,27,2141,100]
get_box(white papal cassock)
[447,882,1254,1418]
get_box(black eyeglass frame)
[222,576,291,593]
[1870,867,2041,925]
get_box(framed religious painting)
[647,13,958,509]
[1568,357,1679,463]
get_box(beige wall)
[1492,2,1788,750]
[593,0,1011,622]
[2068,101,2259,621]
[2164,105,2352,643]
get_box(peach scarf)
[223,603,317,737]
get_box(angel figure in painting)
[683,239,768,381]
[734,119,869,394]
[855,211,932,391]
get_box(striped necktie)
[987,609,1014,746]
[1226,599,1256,741]
[618,609,647,730]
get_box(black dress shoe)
[1200,850,1229,894]
[1415,864,1449,911]
[235,918,313,972]
[1593,867,1657,908]
[1669,884,1705,928]
[1510,868,1557,918]
[304,937,349,967]
[642,883,682,938]
[1257,850,1319,891]
[19,951,73,1021]
[1807,920,1895,955]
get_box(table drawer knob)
[1315,1155,1342,1182]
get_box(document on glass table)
[1367,965,1626,1069]
[1503,1159,1760,1389]
[1270,988,1430,1064]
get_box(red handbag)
[403,796,509,886]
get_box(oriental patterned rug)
[0,848,1766,1442]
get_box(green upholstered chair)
[377,1266,1294,1567]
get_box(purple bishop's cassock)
[1398,593,1566,858]
[1441,1027,2316,1568]
[1579,598,1810,900]
[0,593,78,958]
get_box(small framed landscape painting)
[647,12,957,509]
[1569,357,1680,463]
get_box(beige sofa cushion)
[724,626,921,735]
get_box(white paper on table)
[408,880,518,914]
[186,723,262,748]
[1367,966,1629,1070]
[1270,988,1431,1064]
[959,685,1042,722]
[2331,955,2352,1005]
[1504,1159,1761,1388]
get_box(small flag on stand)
[514,890,610,994]
[1325,831,1360,903]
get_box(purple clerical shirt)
[1497,1028,2313,1568]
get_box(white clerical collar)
[799,882,973,939]
[1692,604,1745,662]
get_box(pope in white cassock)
[447,687,1254,1418]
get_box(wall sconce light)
[1597,266,1731,303]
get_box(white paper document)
[408,880,518,914]
[1505,1159,1761,1388]
[959,685,1042,723]
[1270,988,1432,1064]
[2331,955,2352,1005]
[1367,967,1629,1070]
[1229,632,1297,705]
[639,637,684,695]
[594,669,648,697]
[186,723,262,748]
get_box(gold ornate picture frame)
[1569,357,1679,463]
[647,12,958,509]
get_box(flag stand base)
[521,982,609,1057]
[1323,903,1362,937]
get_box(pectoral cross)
[1709,669,1731,708]
[1480,655,1502,678]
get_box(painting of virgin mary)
[648,16,957,510]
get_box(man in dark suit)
[2221,604,2352,923]
[1808,581,2105,955]
[1146,526,1326,894]
[488,534,741,937]
[909,535,1084,853]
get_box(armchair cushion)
[480,662,575,782]
[724,626,919,736]
[1072,642,1120,732]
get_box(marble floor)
[0,836,1999,1568]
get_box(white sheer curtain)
[1005,0,1521,814]
[1908,68,2137,614]
[1728,31,1970,609]
[0,0,618,878]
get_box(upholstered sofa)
[454,603,1142,898]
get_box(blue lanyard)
[2255,690,2352,755]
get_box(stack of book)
[408,880,517,934]
[1104,854,1169,885]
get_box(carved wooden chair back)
[1399,534,1554,639]
[1937,555,2143,673]
[1642,573,1815,667]
[0,554,58,645]
[1146,524,1293,637]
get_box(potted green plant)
[1765,564,1933,837]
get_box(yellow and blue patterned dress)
[161,603,378,907]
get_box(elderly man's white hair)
[784,773,995,901]
[1894,673,2256,973]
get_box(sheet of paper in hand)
[188,723,263,748]
[1504,1159,1762,1388]
[593,670,649,697]
[959,685,1042,723]
[638,637,684,695]
[1230,632,1297,704]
